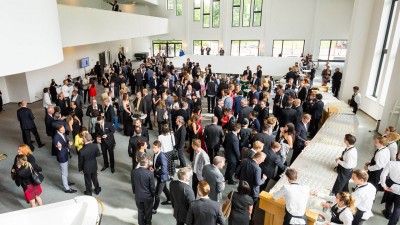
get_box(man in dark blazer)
[17,101,45,151]
[134,119,150,144]
[223,123,241,185]
[250,74,261,88]
[128,126,149,168]
[273,89,288,119]
[135,69,144,93]
[309,93,324,137]
[86,99,103,117]
[214,99,224,126]
[249,111,261,133]
[95,116,116,173]
[175,102,189,123]
[175,116,187,167]
[243,66,252,81]
[131,157,155,225]
[259,142,286,191]
[297,80,308,103]
[247,85,259,104]
[70,101,84,124]
[142,89,153,130]
[237,99,253,124]
[279,101,298,128]
[203,116,224,160]
[252,125,274,151]
[103,98,115,124]
[223,109,236,132]
[258,100,269,124]
[293,99,303,123]
[78,136,102,196]
[133,92,147,115]
[54,124,76,193]
[170,168,195,225]
[233,92,243,117]
[236,152,267,203]
[256,65,262,79]
[56,93,71,117]
[71,90,84,109]
[291,114,311,165]
[151,141,171,213]
[149,72,158,91]
[186,181,225,225]
[45,106,55,137]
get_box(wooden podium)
[259,191,318,225]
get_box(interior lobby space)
[1,0,400,225]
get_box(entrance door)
[99,51,106,73]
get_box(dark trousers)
[206,144,220,161]
[177,147,187,167]
[176,222,185,225]
[136,85,143,93]
[385,192,400,225]
[22,127,43,151]
[83,89,89,104]
[368,169,383,191]
[352,208,365,225]
[153,180,171,210]
[309,118,320,137]
[84,172,100,194]
[136,197,154,225]
[101,143,115,169]
[353,104,359,114]
[259,178,271,193]
[207,96,215,112]
[290,146,304,165]
[224,161,237,183]
[332,165,352,195]
[158,121,164,135]
[143,111,152,129]
[332,83,341,98]
[192,173,199,198]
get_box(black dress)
[188,123,199,161]
[71,117,81,139]
[228,191,253,225]
[123,102,134,136]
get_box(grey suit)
[192,149,210,198]
[187,198,225,225]
[170,180,195,224]
[202,164,225,202]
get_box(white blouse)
[158,133,175,153]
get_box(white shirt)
[158,133,175,153]
[62,85,70,98]
[354,92,361,105]
[368,147,390,171]
[43,93,52,108]
[352,182,376,220]
[273,183,309,224]
[387,141,398,161]
[338,146,357,169]
[318,195,353,225]
[380,161,400,195]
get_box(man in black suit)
[86,99,103,117]
[331,68,342,98]
[78,135,102,196]
[291,114,311,165]
[142,89,153,130]
[277,101,297,141]
[256,65,262,79]
[186,180,225,225]
[134,119,150,144]
[133,92,147,115]
[293,99,303,123]
[131,157,155,225]
[237,99,253,124]
[17,101,45,151]
[309,93,324,137]
[259,142,286,191]
[258,100,269,124]
[243,66,252,81]
[222,108,236,132]
[108,0,119,12]
[297,80,308,103]
[170,168,195,225]
[70,90,84,109]
[249,111,261,133]
[253,125,274,152]
[175,102,189,123]
[237,152,267,203]
[214,99,224,126]
[250,73,261,88]
[56,93,71,117]
[273,89,288,119]
[285,67,296,83]
[95,116,116,173]
[128,126,149,168]
[103,98,115,124]
[223,123,241,185]
[45,106,55,137]
[149,72,158,91]
[70,101,84,124]
[175,116,187,167]
[203,116,224,160]
[135,69,144,93]
[110,82,119,100]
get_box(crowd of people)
[10,53,400,225]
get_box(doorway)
[99,51,106,73]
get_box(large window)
[252,0,262,26]
[242,0,252,27]
[152,40,182,57]
[231,40,260,56]
[194,0,201,21]
[176,0,183,16]
[273,40,305,57]
[232,0,241,27]
[371,0,398,97]
[318,40,348,60]
[212,0,220,28]
[203,0,210,27]
[193,40,219,55]
[167,0,174,10]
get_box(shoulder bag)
[29,165,44,185]
[222,191,234,218]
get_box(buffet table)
[259,95,358,225]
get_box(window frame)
[242,0,252,27]
[318,39,348,61]
[252,0,263,27]
[152,40,183,58]
[203,0,211,28]
[193,40,220,55]
[176,0,183,16]
[231,40,260,56]
[194,0,201,21]
[232,0,241,27]
[167,0,174,10]
[272,40,305,57]
[212,0,220,28]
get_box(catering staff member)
[332,134,358,195]
[364,136,390,190]
[351,169,376,225]
[273,168,309,225]
[317,192,354,225]
[380,152,400,225]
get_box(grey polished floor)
[0,69,392,225]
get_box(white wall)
[149,0,354,58]
[5,73,30,103]
[131,37,152,55]
[0,77,10,104]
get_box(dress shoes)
[65,189,77,193]
[38,143,46,148]
[161,200,171,205]
[152,209,157,214]
[95,187,102,195]
[84,191,92,196]
[68,182,75,185]
[111,168,115,173]
[101,166,109,171]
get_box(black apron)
[381,177,400,204]
[331,204,347,224]
[282,183,308,225]
[352,184,368,225]
[367,148,385,191]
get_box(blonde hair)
[387,132,400,142]
[157,100,166,109]
[337,192,355,214]
[253,141,264,150]
[18,144,33,156]
[17,155,30,169]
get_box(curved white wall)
[0,0,63,77]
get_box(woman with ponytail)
[314,191,355,225]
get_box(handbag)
[29,165,44,185]
[222,191,234,218]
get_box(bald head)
[212,116,218,124]
[294,99,301,107]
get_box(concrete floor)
[0,63,391,225]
